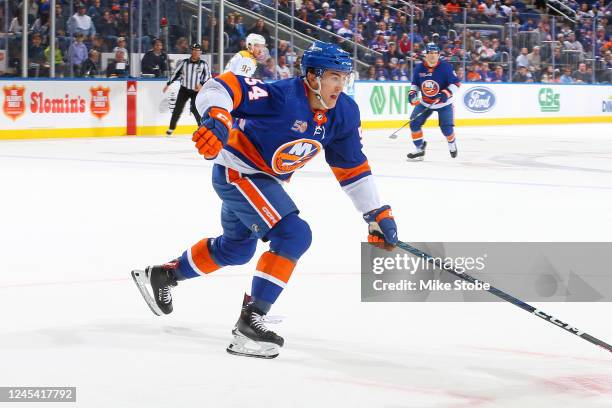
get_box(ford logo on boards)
[463,86,496,113]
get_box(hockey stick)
[389,105,433,139]
[394,240,612,354]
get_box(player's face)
[426,51,439,66]
[251,44,265,58]
[317,70,351,108]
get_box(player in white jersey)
[224,33,267,77]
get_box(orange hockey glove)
[192,107,233,159]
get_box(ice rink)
[1,123,611,408]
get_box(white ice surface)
[1,124,611,408]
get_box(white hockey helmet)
[246,33,266,49]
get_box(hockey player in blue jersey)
[407,43,460,160]
[131,42,399,359]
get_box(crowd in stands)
[1,0,610,83]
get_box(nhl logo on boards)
[420,80,440,98]
[271,138,322,174]
[3,84,26,121]
[90,86,111,119]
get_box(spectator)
[68,33,88,76]
[516,47,529,68]
[114,37,129,58]
[201,37,211,54]
[456,66,465,81]
[68,4,96,40]
[262,57,276,80]
[116,10,130,38]
[373,57,389,80]
[366,65,377,80]
[572,62,591,83]
[563,32,584,62]
[480,62,494,82]
[28,34,46,65]
[141,39,168,77]
[87,0,104,27]
[558,67,573,84]
[319,13,336,34]
[9,13,23,34]
[91,35,109,53]
[383,42,401,65]
[276,55,291,79]
[45,43,65,77]
[235,14,246,39]
[387,58,402,80]
[466,62,482,81]
[106,49,129,77]
[337,19,353,40]
[31,13,51,44]
[513,65,533,82]
[490,65,507,82]
[247,19,272,46]
[173,37,190,54]
[98,10,119,45]
[478,38,496,60]
[81,49,100,77]
[398,33,411,55]
[527,46,542,73]
[370,31,388,53]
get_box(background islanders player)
[407,43,460,160]
[224,33,267,77]
[131,42,399,359]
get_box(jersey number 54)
[245,78,269,101]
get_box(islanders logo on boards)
[3,84,26,121]
[271,138,322,174]
[420,79,440,98]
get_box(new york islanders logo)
[271,139,322,174]
[420,79,440,98]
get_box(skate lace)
[161,287,172,304]
[250,313,283,332]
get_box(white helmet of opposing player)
[246,33,266,49]
[246,34,268,62]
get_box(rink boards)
[1,79,611,140]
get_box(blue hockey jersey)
[410,60,460,109]
[195,72,381,214]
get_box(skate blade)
[226,331,280,359]
[131,270,164,316]
[406,156,424,162]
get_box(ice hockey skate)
[407,141,427,161]
[449,141,458,158]
[131,261,178,316]
[227,295,284,359]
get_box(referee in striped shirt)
[163,43,210,136]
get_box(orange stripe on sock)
[375,208,393,223]
[256,251,296,284]
[191,238,220,274]
[447,133,455,142]
[215,72,243,109]
[411,130,423,140]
